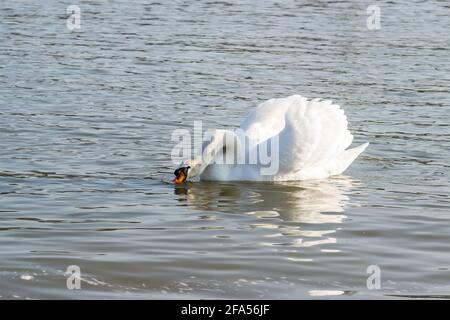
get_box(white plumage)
[178,95,368,182]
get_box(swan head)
[172,159,200,184]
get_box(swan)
[173,95,368,183]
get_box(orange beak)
[172,171,187,184]
[172,167,189,184]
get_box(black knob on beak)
[174,166,190,177]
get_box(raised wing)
[239,96,294,144]
[276,96,360,178]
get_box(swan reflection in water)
[174,176,360,234]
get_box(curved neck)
[195,129,243,175]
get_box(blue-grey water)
[1,0,449,299]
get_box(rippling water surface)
[1,0,450,299]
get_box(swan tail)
[326,142,369,176]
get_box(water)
[1,0,449,299]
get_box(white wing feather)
[239,96,293,143]
[276,96,367,179]
[201,95,368,181]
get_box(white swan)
[173,95,368,183]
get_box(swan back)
[198,95,368,181]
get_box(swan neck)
[195,130,241,176]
